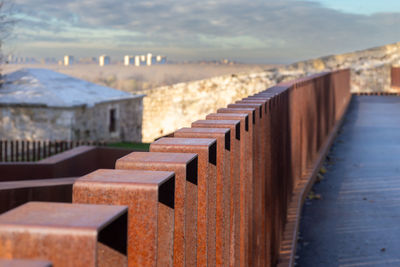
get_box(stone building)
[0,68,144,142]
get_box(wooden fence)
[0,140,106,162]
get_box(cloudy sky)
[3,0,400,63]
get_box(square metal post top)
[116,151,198,168]
[192,120,241,141]
[151,137,216,148]
[75,169,175,189]
[175,127,230,136]
[0,201,127,233]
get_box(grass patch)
[107,142,150,151]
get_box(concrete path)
[297,96,400,267]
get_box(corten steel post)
[255,91,292,265]
[243,96,277,266]
[0,259,52,267]
[0,202,128,267]
[73,169,175,267]
[227,102,264,267]
[217,108,257,257]
[191,119,241,267]
[114,152,198,267]
[150,138,217,267]
[204,113,253,267]
[238,97,273,267]
[174,127,231,267]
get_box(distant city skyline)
[4,0,400,64]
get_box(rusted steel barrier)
[73,169,175,266]
[216,107,258,266]
[114,152,198,267]
[0,177,77,214]
[391,67,400,89]
[202,113,253,267]
[0,69,350,267]
[227,102,265,267]
[191,119,241,267]
[0,202,128,266]
[0,146,134,182]
[173,128,231,267]
[150,138,217,267]
[0,140,106,162]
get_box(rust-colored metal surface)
[204,113,252,267]
[226,102,264,266]
[190,120,240,267]
[0,69,352,267]
[115,152,198,267]
[0,259,52,267]
[0,201,128,267]
[239,98,272,266]
[0,146,135,182]
[391,67,400,89]
[215,107,261,266]
[149,137,216,267]
[73,169,175,267]
[0,177,77,214]
[174,127,231,267]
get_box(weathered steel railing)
[0,70,351,267]
[0,140,106,162]
[391,66,400,88]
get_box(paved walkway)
[297,96,400,267]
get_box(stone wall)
[73,98,143,142]
[283,42,400,93]
[139,71,304,142]
[140,42,400,142]
[0,97,143,142]
[0,106,74,140]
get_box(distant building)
[156,55,167,64]
[124,55,134,66]
[99,55,110,66]
[0,68,144,142]
[146,53,153,66]
[79,57,97,64]
[64,55,74,66]
[134,56,141,66]
[44,58,58,64]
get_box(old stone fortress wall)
[1,42,400,143]
[139,42,400,142]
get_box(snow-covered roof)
[0,68,143,107]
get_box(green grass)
[106,142,150,151]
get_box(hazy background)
[4,0,400,64]
[2,63,280,92]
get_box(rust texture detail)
[391,67,400,89]
[0,201,128,267]
[73,169,175,267]
[149,137,217,267]
[0,69,351,267]
[174,127,231,267]
[204,113,253,267]
[226,103,263,267]
[114,152,198,267]
[191,119,241,267]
